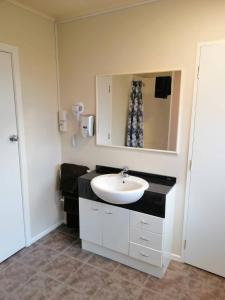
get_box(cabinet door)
[102,204,129,255]
[79,198,102,245]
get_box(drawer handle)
[141,220,149,225]
[140,236,150,242]
[105,211,112,214]
[91,207,99,211]
[139,251,150,258]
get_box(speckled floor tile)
[64,242,93,263]
[49,285,89,300]
[2,226,225,300]
[87,253,119,273]
[13,242,41,260]
[0,289,9,300]
[93,288,128,300]
[16,245,59,270]
[178,288,225,300]
[41,254,83,282]
[113,263,148,286]
[11,273,62,300]
[65,263,110,296]
[0,261,36,294]
[145,270,186,299]
[100,276,142,300]
[137,288,171,300]
[40,231,75,252]
[0,257,15,272]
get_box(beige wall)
[111,75,131,146]
[58,0,225,255]
[0,1,62,238]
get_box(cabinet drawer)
[130,211,164,234]
[129,242,163,267]
[130,227,163,251]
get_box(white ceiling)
[10,0,156,22]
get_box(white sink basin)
[91,174,149,205]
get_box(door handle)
[105,211,112,214]
[139,251,150,258]
[140,236,150,241]
[9,135,18,142]
[141,220,149,225]
[91,207,99,211]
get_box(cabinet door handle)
[105,211,112,214]
[91,207,99,211]
[140,236,150,242]
[139,251,150,258]
[141,220,149,225]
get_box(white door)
[79,198,102,245]
[96,76,112,145]
[0,51,26,262]
[185,42,225,277]
[102,203,129,255]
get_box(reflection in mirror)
[96,71,181,152]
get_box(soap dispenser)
[80,114,94,138]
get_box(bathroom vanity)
[78,165,176,278]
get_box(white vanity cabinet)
[79,198,129,254]
[79,187,175,278]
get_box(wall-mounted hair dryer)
[72,102,84,120]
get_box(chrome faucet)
[120,166,129,178]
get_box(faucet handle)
[120,166,129,178]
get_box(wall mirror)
[96,70,181,153]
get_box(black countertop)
[78,165,176,218]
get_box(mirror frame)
[96,69,183,154]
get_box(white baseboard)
[169,253,183,262]
[28,220,64,246]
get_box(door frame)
[182,39,225,261]
[0,42,31,246]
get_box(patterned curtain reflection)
[126,80,144,148]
